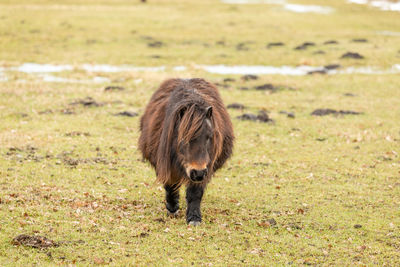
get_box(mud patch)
[254,83,294,92]
[294,42,315,50]
[341,52,364,59]
[254,83,280,92]
[114,111,138,117]
[237,110,274,123]
[148,41,164,48]
[12,234,59,249]
[313,50,326,55]
[324,40,338,45]
[311,108,362,116]
[344,93,356,97]
[223,78,236,83]
[307,69,327,75]
[6,146,43,162]
[70,97,104,107]
[65,131,91,137]
[227,103,246,109]
[352,38,368,43]
[324,64,341,70]
[241,74,259,81]
[267,42,284,48]
[236,42,250,51]
[279,110,295,118]
[104,86,125,91]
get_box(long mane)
[156,99,223,185]
[139,78,233,186]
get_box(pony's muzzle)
[189,168,208,182]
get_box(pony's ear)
[205,106,213,118]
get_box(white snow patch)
[221,0,334,14]
[348,0,400,12]
[81,64,165,73]
[173,66,187,71]
[283,4,334,14]
[200,64,400,75]
[377,30,400,36]
[40,74,110,83]
[14,63,73,73]
[199,65,325,75]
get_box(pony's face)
[179,106,213,183]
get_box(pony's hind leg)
[186,183,204,226]
[165,183,180,217]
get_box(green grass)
[1,0,400,265]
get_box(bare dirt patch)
[311,109,362,116]
[12,234,59,249]
[114,111,138,117]
[341,52,364,59]
[237,111,274,123]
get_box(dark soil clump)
[65,131,91,137]
[254,83,279,92]
[148,41,164,48]
[324,40,338,45]
[227,103,246,110]
[267,42,284,48]
[236,42,249,51]
[104,86,125,91]
[294,42,315,50]
[311,109,362,116]
[70,97,103,107]
[237,111,274,123]
[343,93,356,97]
[279,111,295,118]
[12,234,59,249]
[241,74,258,81]
[341,52,364,59]
[313,50,326,55]
[307,69,327,75]
[352,38,368,43]
[254,83,294,92]
[324,64,341,70]
[223,78,235,83]
[114,111,138,117]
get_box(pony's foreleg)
[164,183,180,217]
[185,183,204,226]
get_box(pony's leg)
[164,183,180,216]
[185,183,204,226]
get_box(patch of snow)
[283,4,334,14]
[377,30,400,36]
[81,64,165,73]
[40,74,110,83]
[348,0,400,12]
[199,64,325,75]
[14,63,73,73]
[173,66,187,71]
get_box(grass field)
[1,0,400,265]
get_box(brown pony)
[139,78,234,225]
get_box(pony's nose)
[190,168,208,182]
